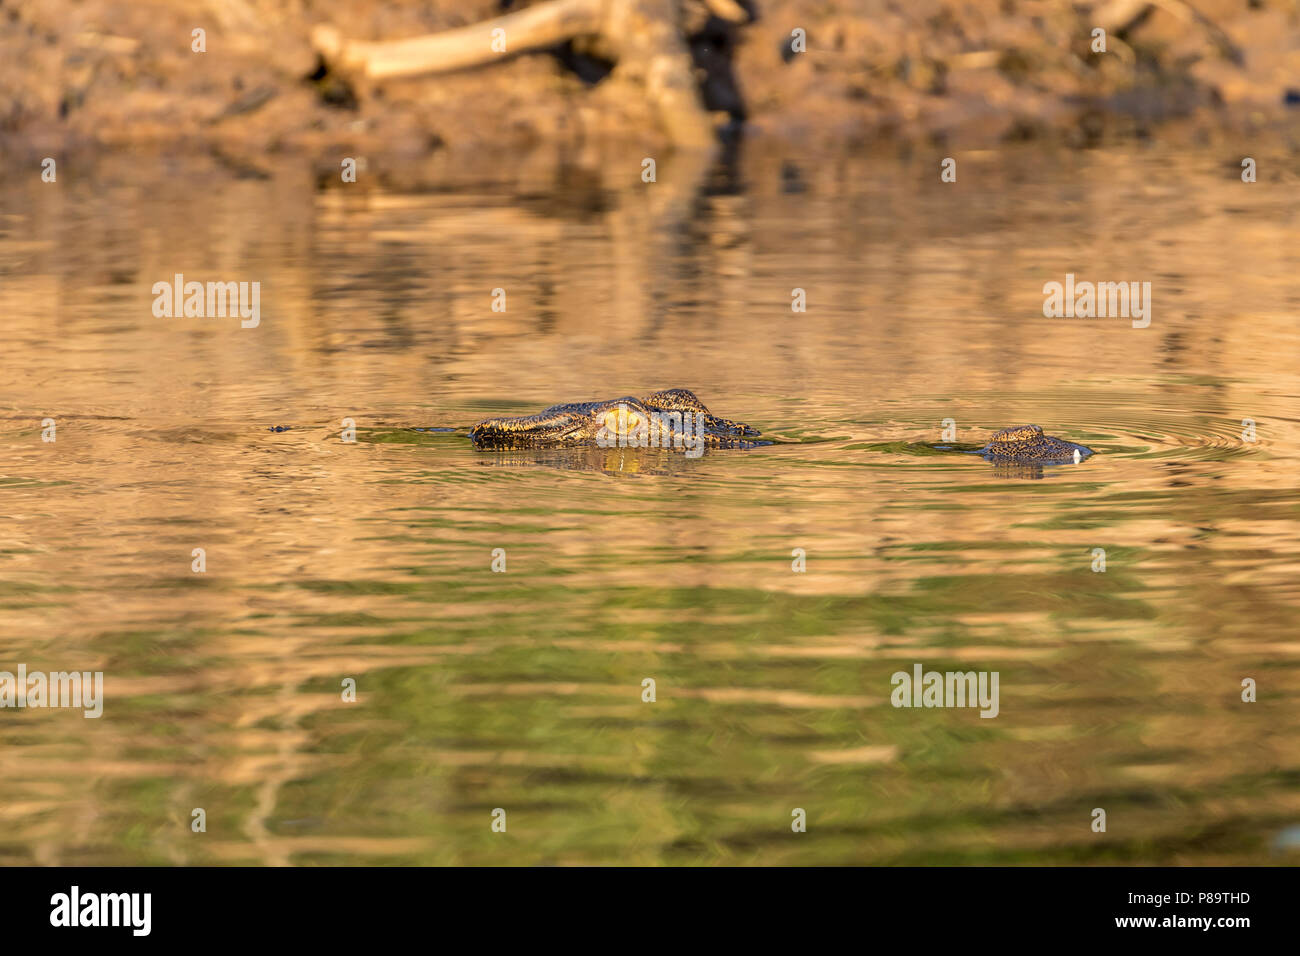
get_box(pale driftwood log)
[1092,0,1242,63]
[312,0,747,148]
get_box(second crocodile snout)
[976,424,1093,463]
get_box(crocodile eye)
[603,410,640,433]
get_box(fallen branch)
[313,0,742,147]
[1093,0,1243,64]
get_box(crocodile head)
[468,398,641,447]
[468,389,760,449]
[978,424,1093,463]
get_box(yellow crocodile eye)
[626,414,640,429]
[604,411,621,432]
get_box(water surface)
[2,144,1298,864]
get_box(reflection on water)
[1,143,1298,865]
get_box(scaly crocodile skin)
[977,424,1093,463]
[468,388,760,448]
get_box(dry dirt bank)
[1,0,1297,158]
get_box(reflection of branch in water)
[197,637,456,864]
[243,677,307,867]
[309,146,727,346]
[609,147,716,329]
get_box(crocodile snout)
[979,424,1092,463]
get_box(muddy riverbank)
[3,0,1298,158]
